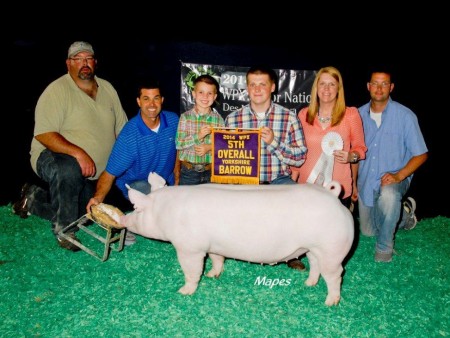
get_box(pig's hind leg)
[321,264,343,306]
[205,253,225,278]
[304,251,320,286]
[317,254,344,306]
[176,250,206,295]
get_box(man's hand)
[260,126,274,144]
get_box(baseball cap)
[68,41,95,58]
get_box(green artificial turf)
[0,205,448,337]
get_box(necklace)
[317,112,331,123]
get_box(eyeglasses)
[369,82,391,88]
[70,56,95,63]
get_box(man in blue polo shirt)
[86,79,179,244]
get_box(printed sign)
[211,128,261,184]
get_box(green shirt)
[176,108,225,164]
[30,73,128,179]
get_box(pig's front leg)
[205,253,225,278]
[176,250,206,295]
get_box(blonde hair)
[306,66,346,126]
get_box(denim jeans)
[179,166,211,185]
[123,179,154,243]
[270,175,297,185]
[127,180,151,194]
[29,150,96,235]
[358,180,410,254]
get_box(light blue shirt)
[357,98,427,207]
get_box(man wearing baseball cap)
[67,41,95,58]
[13,41,128,252]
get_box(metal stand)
[58,214,126,262]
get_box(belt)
[181,161,211,172]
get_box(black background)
[6,26,445,219]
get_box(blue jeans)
[127,180,151,194]
[270,175,297,185]
[358,180,410,254]
[29,150,96,235]
[180,166,211,185]
[121,179,152,243]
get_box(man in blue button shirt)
[356,67,428,263]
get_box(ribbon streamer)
[306,132,343,186]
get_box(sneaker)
[12,183,32,219]
[56,233,81,252]
[403,213,418,230]
[375,251,393,263]
[403,197,416,214]
[403,197,418,230]
[124,231,136,246]
[287,258,306,271]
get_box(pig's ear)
[126,184,147,212]
[148,172,167,192]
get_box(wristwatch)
[351,152,359,163]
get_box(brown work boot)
[12,183,32,219]
[287,258,306,271]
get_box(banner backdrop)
[180,62,317,120]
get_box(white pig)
[120,173,354,306]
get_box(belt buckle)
[194,164,205,172]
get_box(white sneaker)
[124,231,136,246]
[403,197,416,214]
[403,197,418,230]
